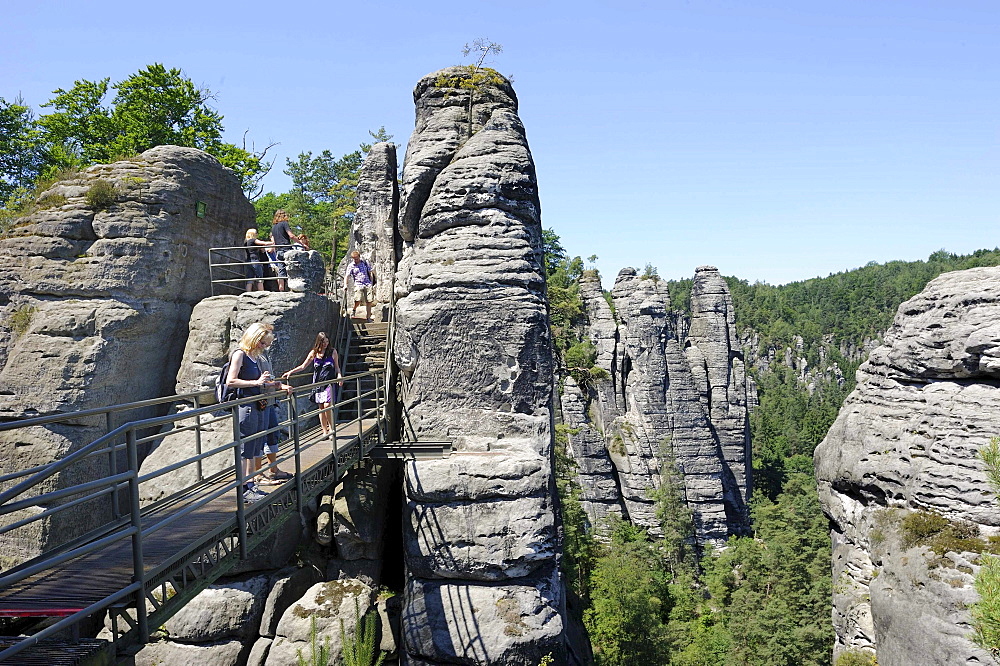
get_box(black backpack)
[214,353,241,404]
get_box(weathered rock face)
[266,579,374,666]
[563,267,752,545]
[335,142,399,314]
[393,68,565,664]
[558,376,623,526]
[685,266,752,527]
[0,146,253,562]
[815,267,1000,665]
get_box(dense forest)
[546,236,1000,665]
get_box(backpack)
[214,352,241,404]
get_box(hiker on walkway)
[269,210,304,292]
[344,251,375,321]
[243,229,272,292]
[282,332,342,437]
[225,322,287,503]
[257,324,294,484]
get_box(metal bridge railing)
[207,244,301,295]
[0,365,386,663]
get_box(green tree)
[0,97,46,204]
[542,227,567,277]
[585,520,671,666]
[34,64,274,196]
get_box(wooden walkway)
[0,418,376,618]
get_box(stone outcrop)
[265,579,375,665]
[0,146,253,563]
[558,376,623,525]
[562,266,752,545]
[393,67,566,664]
[815,266,1000,665]
[334,142,399,316]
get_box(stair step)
[0,637,112,665]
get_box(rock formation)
[334,142,399,317]
[684,266,752,528]
[393,67,566,664]
[815,266,1000,665]
[562,266,753,545]
[0,146,253,563]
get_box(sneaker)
[243,488,263,504]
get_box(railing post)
[376,372,384,448]
[232,404,249,560]
[126,428,148,644]
[291,393,304,518]
[356,374,362,429]
[193,394,204,482]
[106,411,119,520]
[208,249,216,297]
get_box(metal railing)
[208,244,302,295]
[0,365,387,663]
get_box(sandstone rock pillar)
[393,67,565,664]
[685,265,752,528]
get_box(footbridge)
[0,298,439,663]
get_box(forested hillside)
[550,242,1000,665]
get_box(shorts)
[273,250,288,279]
[353,285,374,304]
[238,404,266,459]
[246,261,263,280]
[313,385,337,405]
[264,405,280,455]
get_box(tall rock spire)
[393,67,567,664]
[685,265,752,528]
[566,265,752,546]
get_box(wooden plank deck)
[0,417,376,616]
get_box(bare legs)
[318,401,332,435]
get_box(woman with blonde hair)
[226,322,285,503]
[244,229,272,292]
[283,332,342,437]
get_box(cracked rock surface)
[815,267,1000,665]
[393,67,566,665]
[0,146,252,563]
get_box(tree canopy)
[0,63,274,212]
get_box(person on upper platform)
[269,210,304,292]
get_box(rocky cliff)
[393,67,566,665]
[815,266,1000,665]
[0,146,252,561]
[334,142,399,316]
[562,266,753,546]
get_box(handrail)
[0,388,212,432]
[0,364,388,663]
[207,244,305,296]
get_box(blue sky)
[4,0,998,285]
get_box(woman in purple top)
[283,332,342,436]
